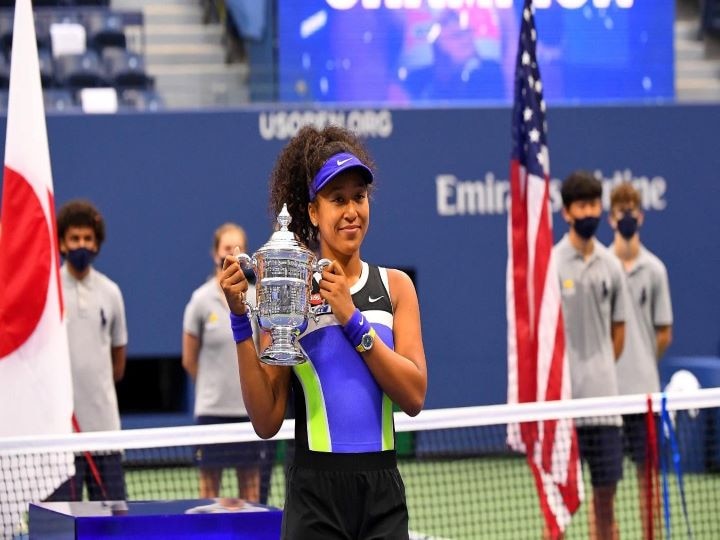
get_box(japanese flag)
[0,0,74,534]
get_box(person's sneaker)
[186,498,265,514]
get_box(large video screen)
[278,1,674,105]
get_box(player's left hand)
[318,261,355,325]
[219,246,249,315]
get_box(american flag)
[506,1,583,537]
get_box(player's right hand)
[220,246,248,315]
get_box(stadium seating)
[0,12,53,51]
[54,49,105,89]
[38,46,55,87]
[0,14,10,51]
[703,0,720,37]
[0,50,53,91]
[33,13,54,51]
[102,46,149,89]
[44,87,77,112]
[118,88,164,112]
[85,10,126,51]
[0,52,8,88]
[0,3,159,111]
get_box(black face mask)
[617,212,639,240]
[573,216,600,240]
[66,247,97,272]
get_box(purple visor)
[309,152,373,201]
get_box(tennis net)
[2,388,720,539]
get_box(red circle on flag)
[0,167,51,358]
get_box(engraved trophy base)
[260,346,307,366]
[260,327,308,366]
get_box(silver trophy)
[237,204,330,366]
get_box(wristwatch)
[355,326,377,353]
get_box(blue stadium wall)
[0,104,717,409]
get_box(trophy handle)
[236,253,258,316]
[236,253,256,277]
[315,258,332,273]
[310,258,333,323]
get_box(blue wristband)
[230,312,253,344]
[342,308,371,349]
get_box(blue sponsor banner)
[0,104,716,409]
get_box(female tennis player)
[220,125,427,539]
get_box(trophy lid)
[256,204,314,257]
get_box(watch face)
[361,332,374,350]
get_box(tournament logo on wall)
[258,109,394,140]
[435,169,668,216]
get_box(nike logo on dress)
[359,316,364,325]
[368,295,384,303]
[337,157,353,166]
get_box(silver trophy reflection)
[237,204,329,366]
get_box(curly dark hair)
[57,199,106,249]
[269,125,376,247]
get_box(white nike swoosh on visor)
[368,296,384,303]
[336,157,353,166]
